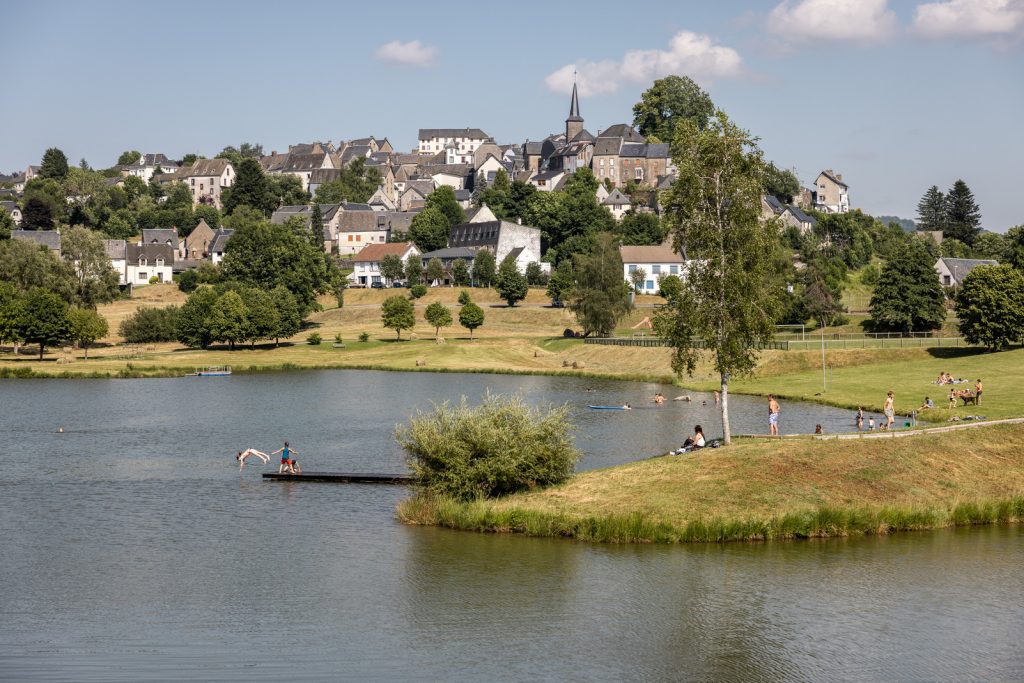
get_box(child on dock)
[273,442,299,474]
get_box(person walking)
[883,391,895,430]
[856,407,864,431]
[768,395,780,436]
[975,379,983,405]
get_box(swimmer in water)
[236,448,269,471]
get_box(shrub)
[860,263,880,287]
[358,332,370,342]
[396,394,580,501]
[307,332,322,345]
[409,284,428,299]
[458,290,472,306]
[119,305,179,343]
[334,333,343,344]
[148,275,159,284]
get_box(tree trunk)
[397,329,401,341]
[720,372,731,445]
[39,343,45,360]
[83,344,88,360]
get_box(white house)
[418,128,490,156]
[934,257,998,287]
[602,188,631,221]
[207,229,233,265]
[1,200,23,225]
[126,244,174,285]
[620,244,688,293]
[121,154,180,182]
[348,242,421,287]
[103,239,127,285]
[447,220,542,274]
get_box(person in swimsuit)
[273,442,298,474]
[856,407,864,431]
[768,395,780,436]
[975,379,983,405]
[236,448,269,471]
[883,391,895,430]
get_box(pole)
[821,323,827,393]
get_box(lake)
[1,371,1021,681]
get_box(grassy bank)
[398,422,1024,543]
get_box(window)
[628,264,637,273]
[651,265,661,275]
[645,280,654,290]
[138,271,147,280]
[600,169,605,177]
[635,168,643,180]
[599,159,604,166]
[609,159,614,166]
[356,235,361,241]
[348,235,353,242]
[156,258,164,267]
[943,275,951,286]
[190,178,195,186]
[140,257,147,266]
[670,265,679,275]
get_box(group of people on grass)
[236,442,301,473]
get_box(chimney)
[836,174,843,181]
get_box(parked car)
[391,281,406,288]
[371,281,385,289]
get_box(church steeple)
[565,78,583,142]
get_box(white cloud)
[543,31,743,97]
[374,40,438,68]
[767,0,898,42]
[913,0,1024,38]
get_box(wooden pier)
[262,471,414,484]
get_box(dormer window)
[140,257,147,266]
[156,258,164,267]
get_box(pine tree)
[944,179,982,246]
[915,185,946,232]
[309,203,325,249]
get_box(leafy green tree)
[0,282,23,349]
[60,226,120,307]
[408,206,450,253]
[495,254,528,307]
[629,267,647,294]
[632,75,714,141]
[119,306,179,343]
[868,238,946,333]
[1005,225,1024,271]
[458,301,485,339]
[616,211,666,246]
[117,150,142,166]
[381,295,415,340]
[271,285,301,345]
[217,142,264,163]
[971,231,1006,261]
[458,289,472,306]
[940,238,971,258]
[653,110,782,444]
[268,173,310,208]
[40,147,70,181]
[239,287,279,347]
[424,185,466,228]
[545,260,575,303]
[181,153,200,167]
[21,196,54,230]
[451,258,470,286]
[68,307,108,359]
[424,301,453,339]
[802,265,844,327]
[175,286,218,348]
[0,207,14,239]
[405,255,424,285]
[380,253,405,285]
[916,185,946,232]
[222,158,276,216]
[313,158,380,204]
[657,274,682,302]
[944,179,981,246]
[472,170,488,205]
[570,232,631,336]
[0,238,77,301]
[763,162,801,204]
[16,288,70,359]
[209,290,249,349]
[525,261,546,285]
[472,249,496,286]
[409,283,428,299]
[955,265,1024,350]
[425,257,445,285]
[192,204,220,230]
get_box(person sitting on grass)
[815,424,823,434]
[920,397,934,410]
[671,425,705,454]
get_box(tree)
[181,153,200,167]
[940,238,971,258]
[16,288,70,359]
[657,274,682,302]
[68,307,108,359]
[381,295,415,340]
[546,260,575,304]
[632,75,714,142]
[472,249,496,286]
[763,163,800,204]
[60,226,120,307]
[629,267,647,294]
[495,254,528,307]
[380,253,405,285]
[119,306,179,343]
[175,286,218,348]
[405,256,424,285]
[525,261,546,285]
[424,301,453,339]
[616,212,666,246]
[425,257,445,285]
[270,285,301,345]
[955,265,1024,350]
[423,185,466,228]
[1006,225,1024,271]
[314,158,380,204]
[40,147,70,181]
[944,179,982,246]
[570,232,632,336]
[408,206,450,253]
[309,203,325,249]
[268,173,310,208]
[209,290,249,350]
[472,170,488,204]
[0,282,24,351]
[459,302,485,339]
[451,258,470,286]
[240,287,279,347]
[222,158,276,216]
[802,268,844,328]
[0,207,14,240]
[117,150,142,166]
[868,238,946,333]
[916,185,946,232]
[458,289,472,306]
[652,110,782,445]
[972,231,1006,261]
[21,196,54,230]
[0,238,77,302]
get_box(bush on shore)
[396,394,580,501]
[119,305,179,343]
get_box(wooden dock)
[262,471,414,484]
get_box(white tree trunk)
[720,372,731,445]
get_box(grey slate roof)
[419,128,490,140]
[785,205,815,225]
[12,229,61,252]
[280,153,329,173]
[126,243,174,265]
[419,246,478,260]
[340,145,372,165]
[453,189,472,202]
[603,188,630,205]
[448,220,539,248]
[142,228,179,248]
[763,195,785,215]
[309,168,340,185]
[593,137,622,156]
[938,257,999,284]
[178,158,232,178]
[208,229,234,254]
[620,142,669,158]
[0,200,17,214]
[103,239,126,260]
[599,123,645,142]
[427,164,471,177]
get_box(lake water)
[1,372,1021,681]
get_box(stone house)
[780,205,817,234]
[602,188,631,221]
[178,159,235,209]
[812,170,849,214]
[0,200,22,226]
[12,229,61,254]
[934,257,999,288]
[447,219,541,274]
[182,220,216,260]
[120,154,180,182]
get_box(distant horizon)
[4,0,1021,230]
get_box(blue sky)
[4,0,1022,229]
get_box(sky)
[3,0,1022,230]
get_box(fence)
[585,336,975,351]
[584,337,792,350]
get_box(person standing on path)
[768,395,780,436]
[883,391,895,430]
[975,379,983,405]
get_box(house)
[602,188,631,220]
[464,205,497,224]
[780,205,817,234]
[308,168,340,195]
[178,159,235,209]
[208,229,234,264]
[812,169,849,214]
[418,246,477,285]
[529,168,566,192]
[335,209,418,255]
[619,244,688,293]
[276,152,335,191]
[103,239,127,285]
[12,229,61,254]
[418,128,491,156]
[0,200,21,225]
[427,164,472,190]
[120,154,180,182]
[181,220,216,259]
[761,195,785,219]
[592,123,646,186]
[934,257,998,288]
[126,243,174,285]
[348,242,421,287]
[447,220,541,273]
[141,228,179,252]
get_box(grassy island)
[399,421,1024,543]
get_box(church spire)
[568,80,581,119]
